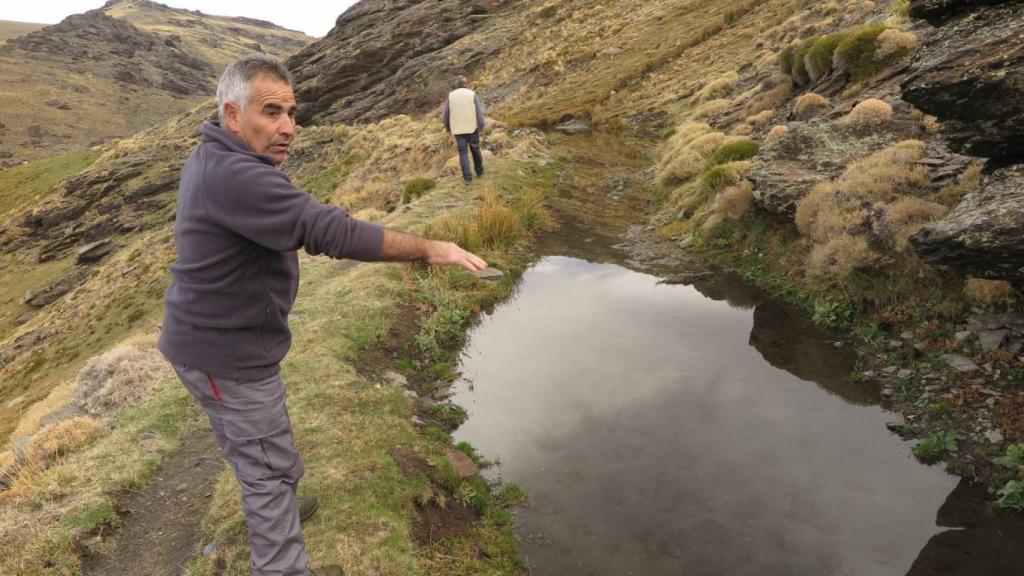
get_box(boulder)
[901,2,1024,165]
[910,164,1024,289]
[909,0,1018,25]
[24,266,90,307]
[75,239,114,264]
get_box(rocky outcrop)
[910,164,1024,289]
[4,9,214,96]
[24,267,91,307]
[901,2,1024,165]
[908,0,1019,25]
[287,0,510,125]
[747,118,930,218]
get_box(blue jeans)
[455,131,484,182]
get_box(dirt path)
[84,422,224,576]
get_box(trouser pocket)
[221,405,302,482]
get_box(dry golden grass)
[744,110,775,127]
[732,124,754,136]
[794,92,829,119]
[656,122,715,185]
[743,73,793,116]
[426,186,553,254]
[693,98,731,120]
[937,163,984,206]
[795,140,938,279]
[23,416,104,466]
[963,278,1019,307]
[807,234,877,279]
[875,28,917,60]
[72,345,175,416]
[691,71,739,104]
[844,98,893,127]
[876,196,948,252]
[717,180,754,219]
[765,124,790,142]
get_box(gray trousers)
[171,363,309,576]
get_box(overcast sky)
[0,1,360,37]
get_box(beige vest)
[448,88,478,135]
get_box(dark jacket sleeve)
[474,94,485,130]
[203,155,384,261]
[443,98,451,132]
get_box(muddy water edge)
[450,133,1024,575]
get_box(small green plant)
[455,441,493,468]
[913,430,957,463]
[401,177,436,204]
[928,402,952,417]
[709,140,759,165]
[427,402,469,428]
[424,425,451,444]
[996,480,1024,510]
[496,483,528,506]
[811,297,852,327]
[997,444,1024,470]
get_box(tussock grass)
[794,92,829,119]
[402,177,437,204]
[843,98,893,128]
[425,187,554,254]
[833,23,889,82]
[691,72,739,104]
[765,125,790,142]
[744,110,775,127]
[744,73,793,116]
[795,140,945,280]
[875,28,917,60]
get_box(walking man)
[158,54,487,576]
[443,75,486,184]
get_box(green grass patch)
[708,139,759,166]
[913,430,958,463]
[402,177,437,204]
[834,23,888,83]
[997,444,1024,470]
[0,149,100,220]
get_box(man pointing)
[158,54,486,576]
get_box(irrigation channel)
[450,134,1024,575]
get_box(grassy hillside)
[0,0,311,165]
[0,20,44,43]
[1,0,1022,572]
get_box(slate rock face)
[910,164,1024,289]
[3,9,214,96]
[908,0,1018,25]
[287,0,511,125]
[901,2,1024,165]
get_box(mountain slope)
[0,20,45,43]
[0,0,312,166]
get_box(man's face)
[223,72,297,165]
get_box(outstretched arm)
[379,228,487,271]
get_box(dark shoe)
[299,495,319,523]
[476,171,484,178]
[463,178,472,185]
[308,566,345,576]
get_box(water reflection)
[453,256,1024,576]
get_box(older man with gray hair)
[159,54,487,576]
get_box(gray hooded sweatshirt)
[158,122,384,379]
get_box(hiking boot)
[299,495,319,523]
[308,566,345,576]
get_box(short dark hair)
[456,75,470,88]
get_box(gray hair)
[216,54,294,122]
